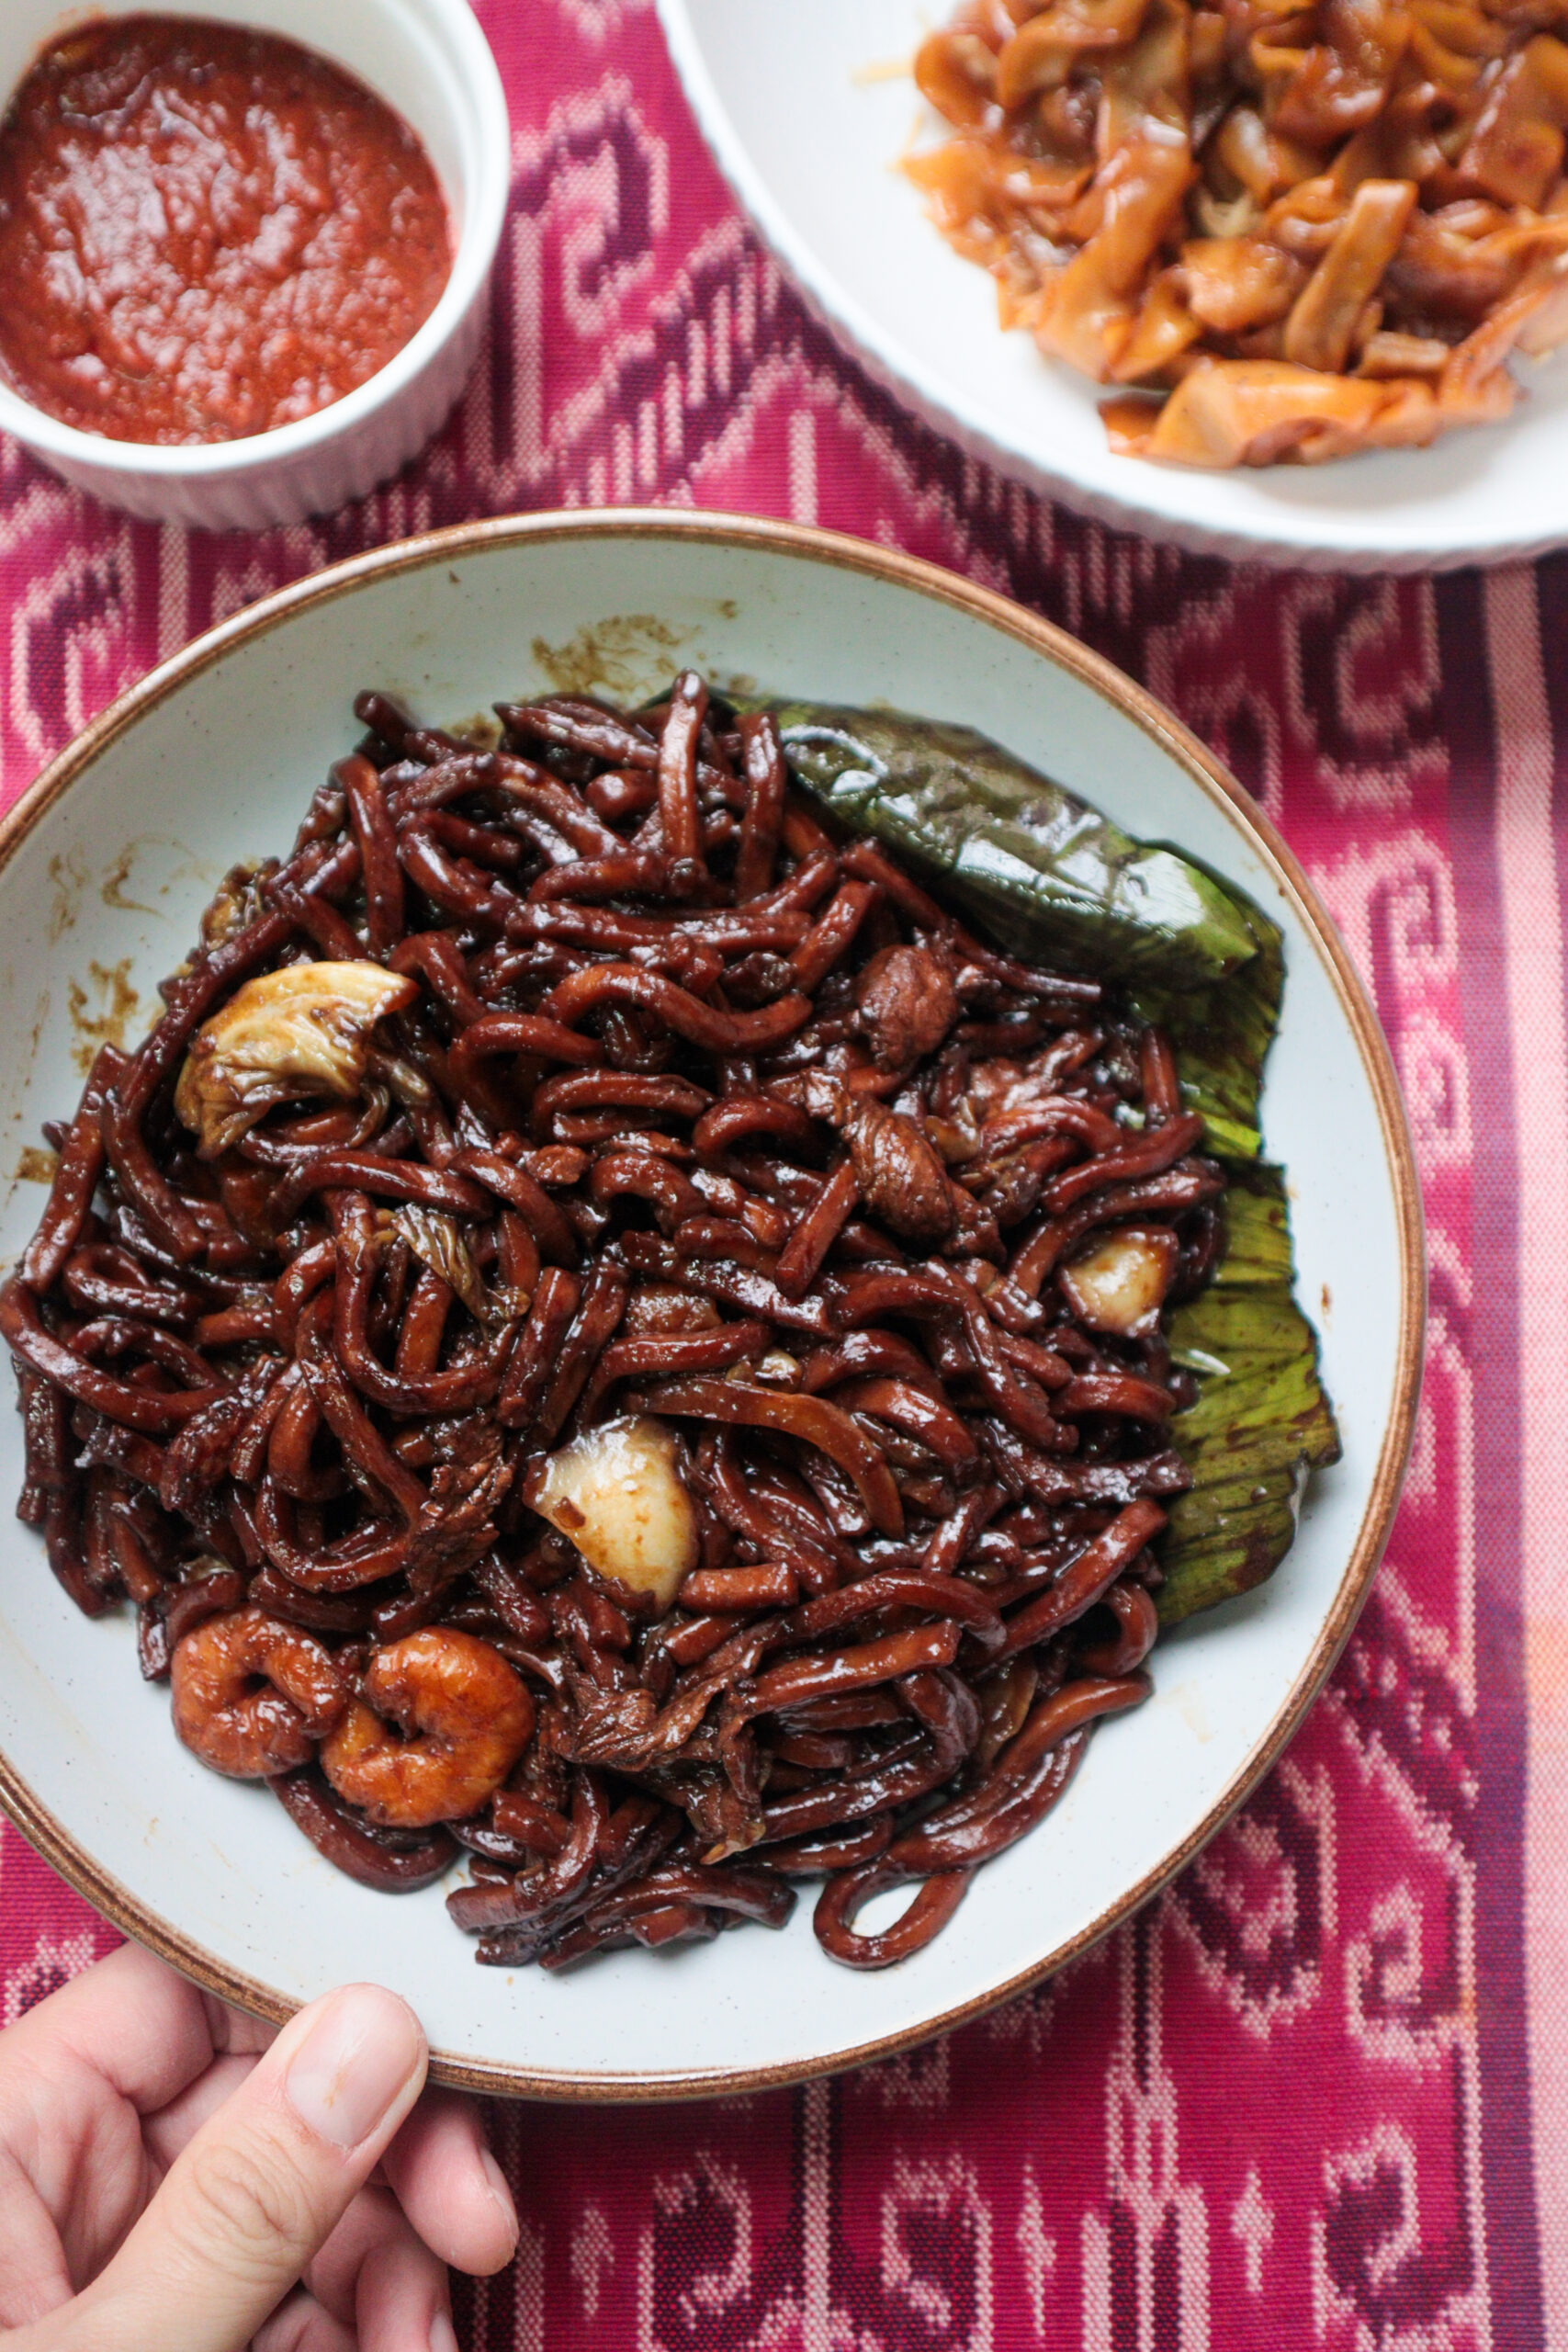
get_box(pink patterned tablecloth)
[0,5,1555,2346]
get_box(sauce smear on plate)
[0,15,451,446]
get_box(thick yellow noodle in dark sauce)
[4,675,1226,1970]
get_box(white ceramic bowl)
[658,0,1568,573]
[0,0,509,530]
[0,512,1421,2098]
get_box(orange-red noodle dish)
[910,0,1568,466]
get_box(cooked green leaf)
[772,705,1259,989]
[769,699,1340,1622]
[1157,1165,1341,1623]
[1126,870,1281,1162]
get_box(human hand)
[0,1942,517,2351]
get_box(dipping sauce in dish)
[0,15,452,447]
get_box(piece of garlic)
[1058,1226,1179,1337]
[175,961,416,1157]
[527,1416,698,1613]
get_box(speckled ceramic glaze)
[0,514,1421,2096]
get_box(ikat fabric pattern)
[0,4,1560,2346]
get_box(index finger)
[378,2088,518,2276]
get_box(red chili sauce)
[0,16,452,446]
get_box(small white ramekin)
[0,0,510,529]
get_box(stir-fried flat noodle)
[911,0,1568,465]
[5,675,1232,1970]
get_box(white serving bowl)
[0,0,509,530]
[658,0,1568,572]
[0,512,1421,2098]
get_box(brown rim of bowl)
[0,507,1424,2102]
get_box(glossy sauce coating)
[0,15,451,445]
[2,673,1208,1973]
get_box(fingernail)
[284,1987,423,2151]
[480,2145,519,2240]
[430,2312,460,2352]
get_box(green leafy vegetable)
[770,699,1340,1622]
[1158,1165,1341,1623]
[1125,871,1282,1162]
[772,705,1259,989]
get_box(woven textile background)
[0,3,1559,2345]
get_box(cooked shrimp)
[171,1605,348,1780]
[321,1628,534,1828]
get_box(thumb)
[73,1983,427,2352]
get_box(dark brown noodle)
[4,673,1225,1971]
